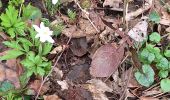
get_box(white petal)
[33,25,41,33]
[52,0,58,5]
[40,22,45,29]
[35,33,40,38]
[39,36,46,42]
[47,36,54,43]
[48,30,53,36]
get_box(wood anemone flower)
[33,22,54,43]
[52,0,58,5]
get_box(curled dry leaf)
[139,97,159,100]
[90,44,124,77]
[0,63,5,81]
[160,11,170,26]
[103,0,122,8]
[43,94,62,100]
[57,80,69,91]
[83,79,113,100]
[128,20,148,42]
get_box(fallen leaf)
[90,44,124,77]
[44,94,61,100]
[50,45,65,54]
[70,37,88,57]
[53,67,63,79]
[66,86,93,100]
[44,94,62,100]
[166,27,170,33]
[29,80,49,95]
[83,79,113,100]
[160,9,170,26]
[0,63,5,81]
[57,80,69,91]
[139,97,159,100]
[67,63,90,83]
[5,69,20,88]
[128,20,148,42]
[103,0,122,8]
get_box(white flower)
[52,0,58,5]
[33,22,54,43]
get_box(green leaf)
[21,59,34,68]
[34,55,42,65]
[3,41,23,50]
[148,53,155,63]
[149,32,161,43]
[149,11,160,23]
[0,49,24,60]
[135,64,155,87]
[0,81,14,92]
[156,57,169,70]
[22,4,42,21]
[0,5,25,38]
[159,70,169,78]
[164,50,170,57]
[42,43,53,55]
[36,67,45,76]
[161,78,170,92]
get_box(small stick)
[74,0,100,33]
[35,37,72,100]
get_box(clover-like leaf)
[156,57,169,70]
[149,11,160,23]
[135,64,155,87]
[164,50,170,57]
[161,78,170,92]
[149,32,161,43]
[159,70,169,78]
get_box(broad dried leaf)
[44,95,61,100]
[44,94,62,100]
[57,80,69,91]
[90,44,124,77]
[0,63,5,81]
[160,9,170,26]
[83,79,113,100]
[29,80,49,95]
[139,97,159,100]
[128,20,148,42]
[103,0,122,8]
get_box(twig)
[74,0,100,33]
[125,0,153,21]
[119,67,133,100]
[35,37,72,100]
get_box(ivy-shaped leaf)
[135,64,155,87]
[149,32,161,43]
[161,78,170,92]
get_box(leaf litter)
[0,0,170,99]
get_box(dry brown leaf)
[0,63,5,81]
[166,27,170,33]
[83,79,113,100]
[103,0,122,8]
[128,20,148,42]
[62,25,85,38]
[139,97,159,100]
[57,80,69,91]
[29,80,49,95]
[90,44,124,77]
[70,37,88,57]
[53,67,63,79]
[160,8,170,26]
[43,94,62,100]
[6,69,20,88]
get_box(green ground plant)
[0,1,62,98]
[135,10,170,92]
